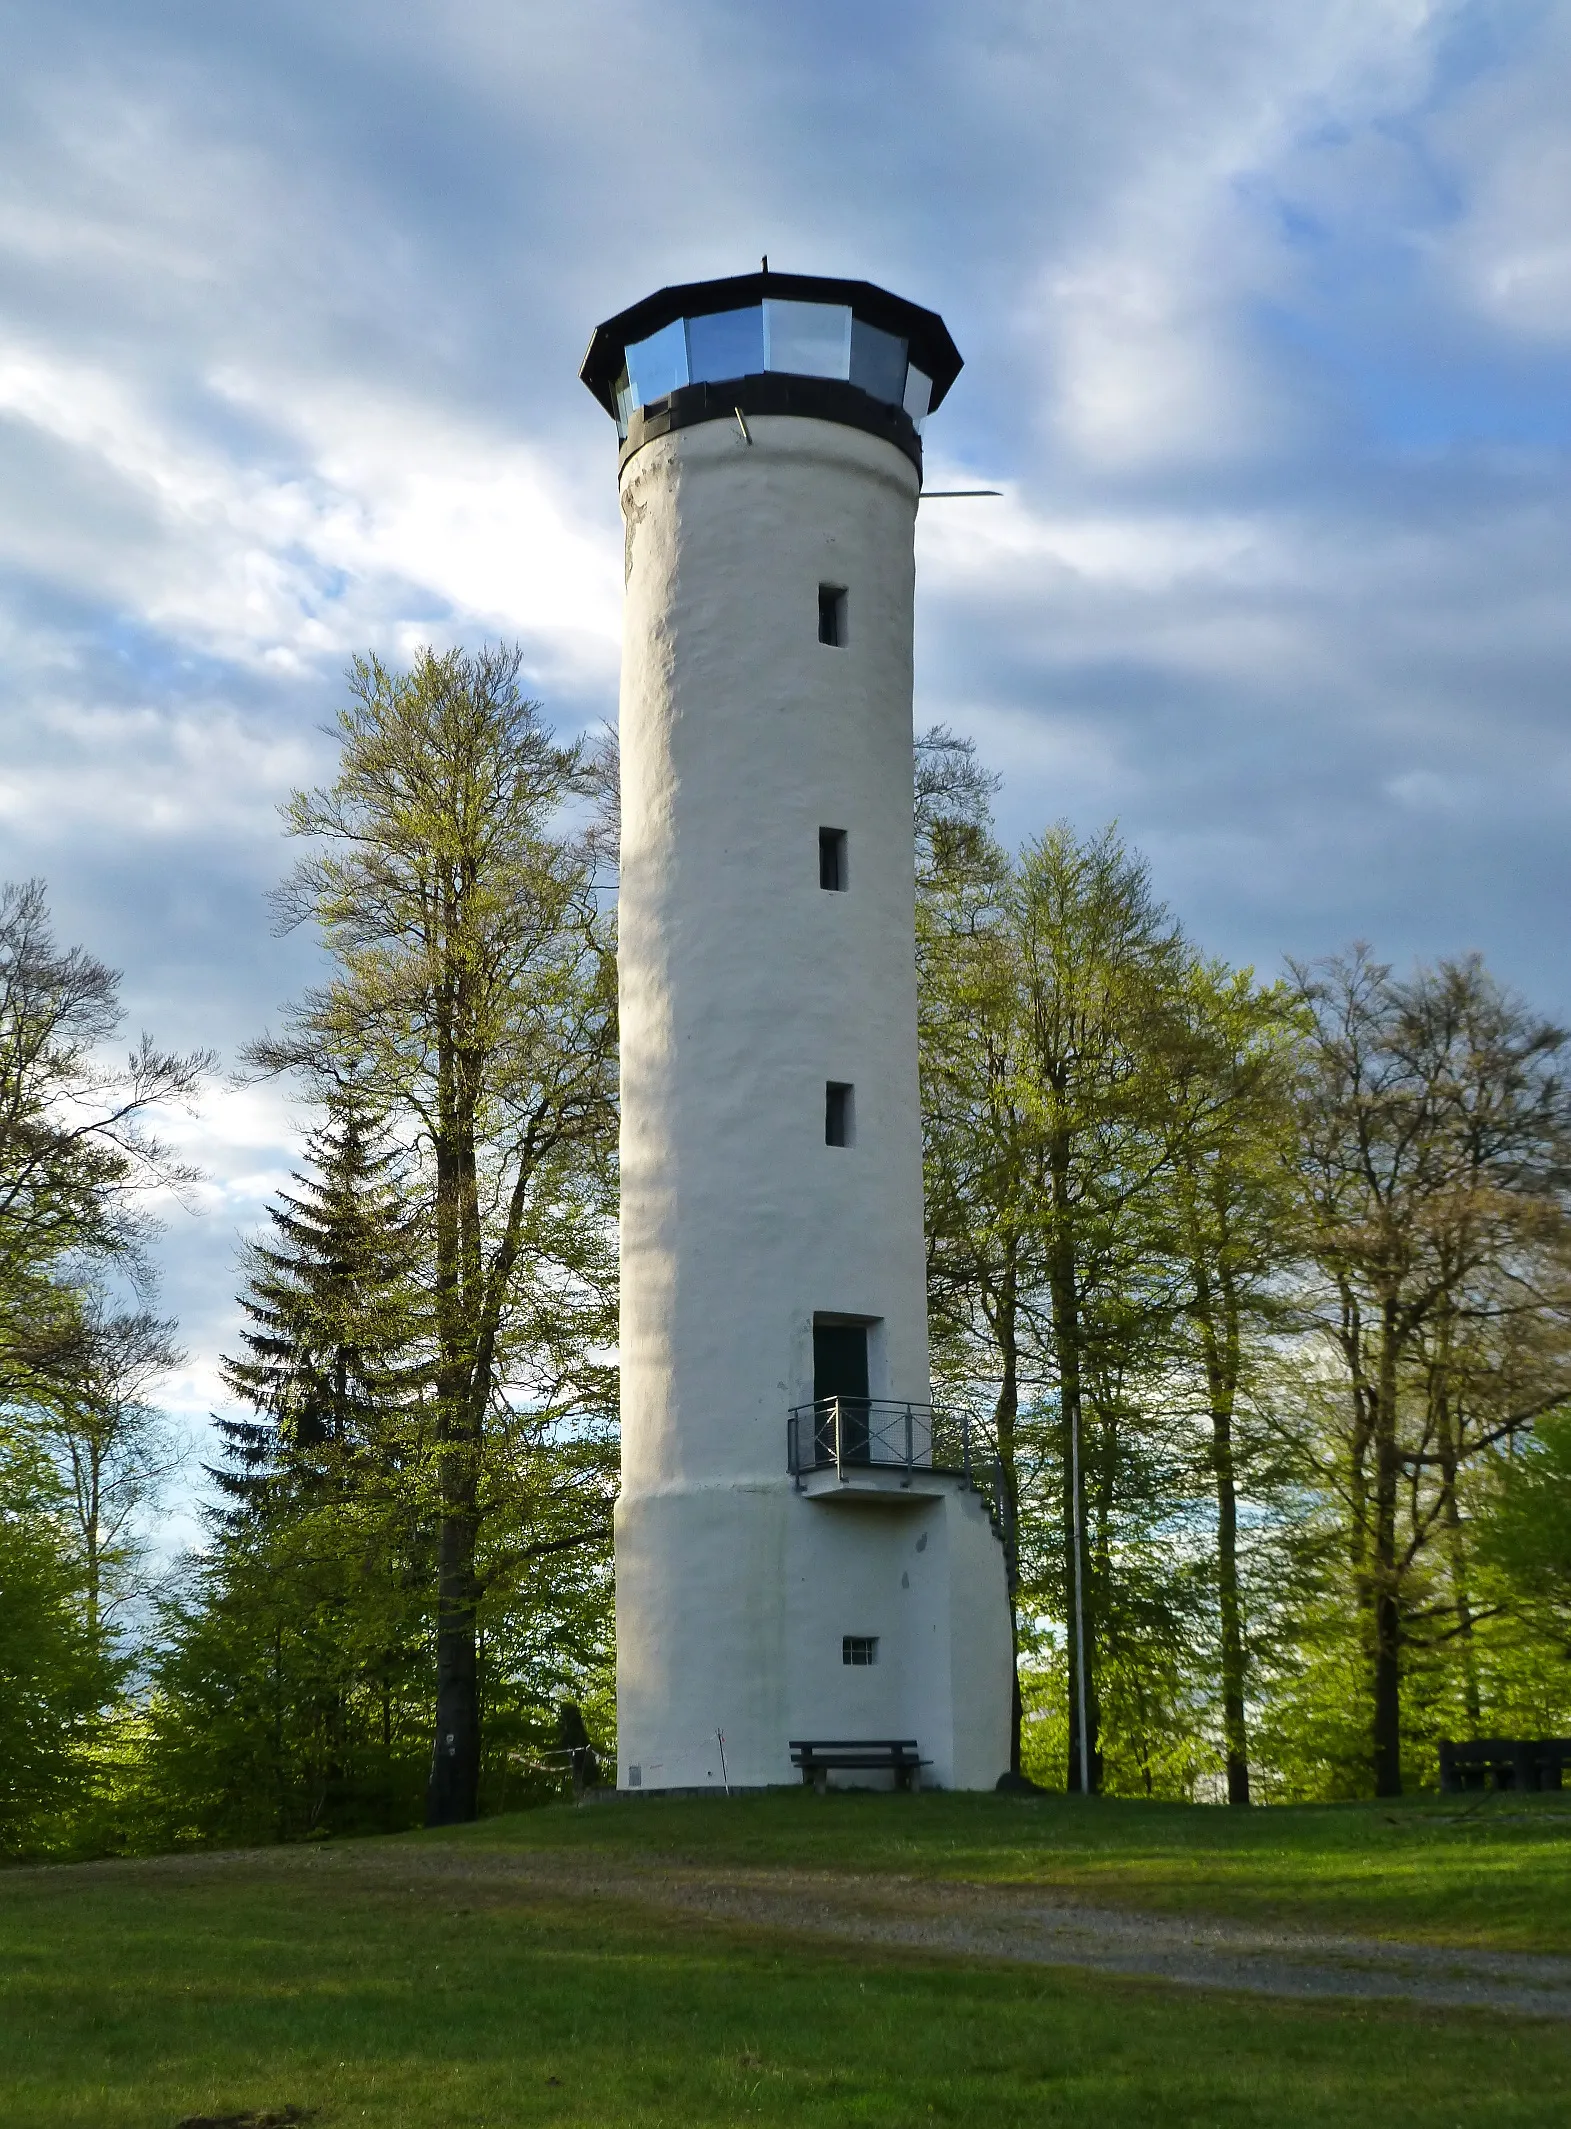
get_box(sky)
[3,0,1570,1462]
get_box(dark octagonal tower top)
[580,269,962,474]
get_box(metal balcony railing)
[787,1397,990,1484]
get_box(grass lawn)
[2,1794,1569,2127]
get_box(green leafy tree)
[1003,826,1194,1791]
[1478,1408,1571,1630]
[1291,949,1571,1793]
[0,1436,118,1855]
[35,1298,184,1649]
[146,1082,431,1844]
[0,882,205,1853]
[0,878,208,1401]
[145,1516,432,1847]
[921,808,1204,1792]
[1163,964,1306,1803]
[249,645,618,1825]
[917,734,1035,1770]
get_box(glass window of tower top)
[613,300,934,440]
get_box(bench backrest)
[790,1739,919,1754]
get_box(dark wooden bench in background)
[789,1738,927,1793]
[1439,1736,1570,1793]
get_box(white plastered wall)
[613,410,1010,1791]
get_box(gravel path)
[28,1842,1571,2019]
[637,1865,1571,2017]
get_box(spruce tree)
[151,1079,435,1842]
[212,1077,425,1514]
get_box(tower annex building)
[581,270,1013,1792]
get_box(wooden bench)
[1439,1736,1570,1793]
[789,1738,927,1793]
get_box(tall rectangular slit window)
[825,1081,853,1146]
[819,827,848,891]
[818,584,847,646]
[843,1636,879,1666]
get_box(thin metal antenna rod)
[920,488,1003,500]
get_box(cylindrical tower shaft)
[617,417,928,1786]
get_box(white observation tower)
[581,269,1012,1792]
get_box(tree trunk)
[1371,1301,1404,1797]
[1193,1253,1250,1805]
[1047,1129,1097,1793]
[1431,1345,1483,1732]
[1088,1403,1112,1797]
[84,1458,102,1650]
[1337,1285,1383,1791]
[991,1254,1024,1776]
[1214,1413,1250,1806]
[1450,1535,1483,1735]
[426,1032,485,1828]
[427,1503,480,1824]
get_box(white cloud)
[1028,0,1449,466]
[0,698,318,846]
[1433,17,1571,342]
[0,343,622,678]
[221,373,624,675]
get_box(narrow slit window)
[819,827,848,891]
[825,1081,853,1146]
[843,1636,879,1666]
[818,584,847,646]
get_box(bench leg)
[813,1770,828,1796]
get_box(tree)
[916,732,1037,1771]
[1164,964,1305,1803]
[36,1296,185,1648]
[0,1434,117,1856]
[0,882,206,1854]
[249,645,618,1825]
[921,809,1202,1792]
[1480,1410,1571,1608]
[1291,949,1571,1793]
[1475,1407,1571,1671]
[0,878,209,1403]
[140,1077,439,1844]
[214,1071,426,1512]
[144,1515,432,1847]
[1003,827,1194,1791]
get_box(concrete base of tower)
[614,1474,1012,1793]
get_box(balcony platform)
[794,1459,971,1504]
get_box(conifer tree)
[147,1079,434,1844]
[213,1073,425,1514]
